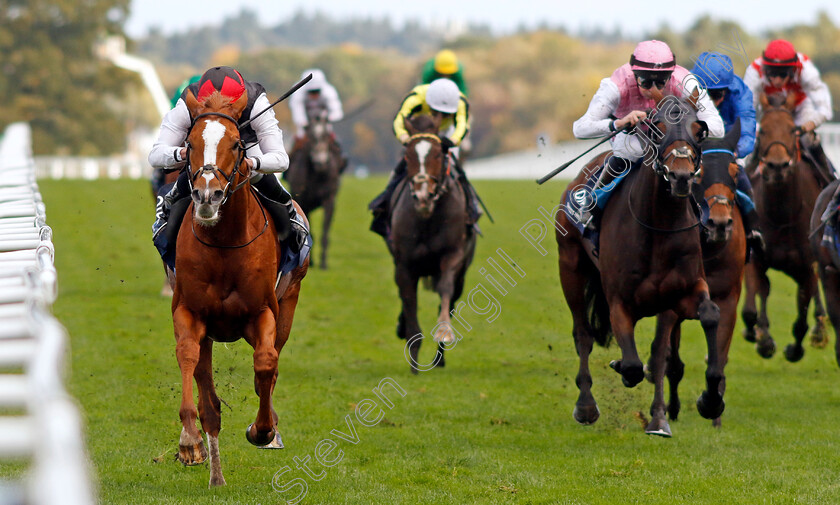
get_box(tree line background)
[3,3,840,172]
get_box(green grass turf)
[14,176,840,504]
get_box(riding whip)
[239,73,313,130]
[536,125,631,185]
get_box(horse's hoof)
[573,403,600,425]
[409,365,419,375]
[756,336,776,359]
[743,327,756,343]
[177,441,208,466]
[610,360,644,388]
[696,391,725,420]
[257,431,284,449]
[712,417,722,428]
[643,363,654,384]
[434,353,445,368]
[784,343,805,362]
[246,423,276,447]
[209,474,227,487]
[667,401,681,421]
[645,418,672,437]
[810,322,829,349]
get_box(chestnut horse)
[284,107,346,269]
[810,180,840,367]
[391,115,476,374]
[742,92,827,361]
[556,94,724,431]
[648,125,746,435]
[167,88,309,487]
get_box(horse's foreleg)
[647,311,677,437]
[194,339,225,486]
[396,265,424,374]
[685,289,724,420]
[247,309,279,447]
[173,307,208,465]
[819,264,840,367]
[786,269,817,362]
[666,325,684,421]
[320,198,335,270]
[711,291,739,427]
[608,304,644,388]
[754,263,776,358]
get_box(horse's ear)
[229,89,249,120]
[650,86,665,106]
[692,121,709,143]
[724,119,740,151]
[784,90,798,111]
[184,88,201,116]
[404,116,418,137]
[759,92,770,109]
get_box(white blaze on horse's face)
[413,140,433,201]
[192,119,228,226]
[202,120,226,167]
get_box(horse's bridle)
[757,107,802,172]
[186,111,250,206]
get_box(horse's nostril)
[192,189,200,201]
[727,218,734,227]
[214,190,224,201]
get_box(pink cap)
[630,40,676,71]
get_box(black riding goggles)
[636,73,671,90]
[764,66,794,79]
[708,88,728,101]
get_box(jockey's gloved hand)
[439,136,455,153]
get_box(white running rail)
[0,123,94,505]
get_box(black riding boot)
[451,160,482,224]
[580,155,628,233]
[369,160,407,238]
[253,174,308,253]
[742,208,766,256]
[152,170,191,240]
[801,132,837,185]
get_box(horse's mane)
[766,93,787,108]
[408,114,437,134]
[199,91,240,117]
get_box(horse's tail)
[584,274,613,347]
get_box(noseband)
[186,111,249,205]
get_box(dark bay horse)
[742,92,827,361]
[284,108,345,269]
[391,115,476,374]
[556,94,724,431]
[648,125,746,435]
[810,180,840,366]
[168,88,309,487]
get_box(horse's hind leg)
[246,309,280,447]
[195,339,225,486]
[786,269,818,362]
[647,312,677,437]
[173,307,208,465]
[809,269,829,349]
[320,197,335,270]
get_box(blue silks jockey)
[691,51,765,254]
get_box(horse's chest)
[630,251,703,307]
